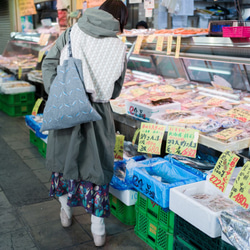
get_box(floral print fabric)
[49,172,110,218]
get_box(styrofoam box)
[109,186,138,206]
[125,100,181,121]
[0,81,36,94]
[170,180,235,238]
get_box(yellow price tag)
[122,36,126,43]
[209,150,239,193]
[39,33,50,46]
[133,35,144,54]
[175,36,181,58]
[32,98,43,116]
[167,36,173,55]
[76,0,83,9]
[156,36,164,52]
[213,128,243,141]
[38,50,45,63]
[229,161,250,209]
[114,134,125,160]
[132,128,140,145]
[166,126,199,158]
[226,107,250,123]
[18,66,22,79]
[147,35,156,43]
[138,122,166,155]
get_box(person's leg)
[59,194,72,227]
[91,214,106,247]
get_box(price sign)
[229,161,250,209]
[39,33,50,46]
[133,35,144,54]
[114,134,125,160]
[38,50,45,63]
[156,36,164,52]
[76,0,83,9]
[213,128,243,141]
[18,66,22,79]
[226,107,250,122]
[18,0,37,16]
[209,150,239,193]
[167,36,173,55]
[122,36,126,43]
[32,98,43,116]
[130,88,148,97]
[138,122,166,155]
[166,126,199,158]
[175,36,181,58]
[206,98,225,107]
[158,85,176,93]
[147,35,156,43]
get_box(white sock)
[91,215,105,236]
[59,194,72,219]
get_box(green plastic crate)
[221,240,237,250]
[38,138,47,158]
[29,129,40,147]
[135,208,174,250]
[0,92,35,105]
[0,100,2,111]
[174,236,198,250]
[1,102,34,116]
[174,215,221,250]
[109,193,136,225]
[136,192,175,233]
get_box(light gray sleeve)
[41,29,69,94]
[111,58,127,99]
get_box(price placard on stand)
[166,126,199,158]
[226,107,250,122]
[32,98,43,116]
[114,134,125,160]
[133,35,144,54]
[209,150,239,193]
[39,34,50,46]
[156,36,164,52]
[167,36,173,55]
[229,161,250,209]
[138,122,166,155]
[175,36,181,58]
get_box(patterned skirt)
[49,172,110,218]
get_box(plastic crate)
[221,240,237,250]
[173,236,198,250]
[222,26,250,38]
[0,92,35,105]
[135,208,174,250]
[38,138,47,158]
[136,192,174,233]
[1,102,34,116]
[29,129,40,148]
[0,100,2,111]
[109,193,136,225]
[174,215,221,250]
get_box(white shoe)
[60,208,72,227]
[92,233,106,247]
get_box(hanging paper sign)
[167,36,173,55]
[175,36,181,58]
[76,0,83,9]
[144,0,154,9]
[18,66,22,80]
[18,0,37,16]
[32,98,43,116]
[229,161,250,209]
[226,107,250,122]
[156,36,164,52]
[138,122,166,155]
[209,150,239,193]
[213,128,243,141]
[114,134,125,160]
[39,34,51,46]
[166,126,199,158]
[38,50,46,63]
[145,8,153,18]
[147,35,156,43]
[133,35,144,54]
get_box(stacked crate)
[29,129,47,158]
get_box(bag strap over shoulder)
[68,27,73,58]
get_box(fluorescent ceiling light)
[129,56,151,63]
[188,66,231,75]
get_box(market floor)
[0,111,151,250]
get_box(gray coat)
[42,9,127,185]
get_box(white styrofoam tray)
[125,100,181,121]
[169,180,235,238]
[0,81,36,94]
[109,186,138,206]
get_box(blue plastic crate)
[25,114,48,139]
[132,157,206,208]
